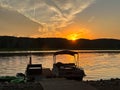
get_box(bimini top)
[53,50,78,56]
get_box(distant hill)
[0,36,120,50]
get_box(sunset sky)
[0,0,120,40]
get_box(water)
[0,50,120,80]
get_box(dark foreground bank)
[0,82,43,90]
[85,78,120,90]
[0,78,120,90]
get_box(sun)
[71,36,77,41]
[67,33,78,41]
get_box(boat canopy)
[53,50,80,67]
[53,50,78,56]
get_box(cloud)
[88,16,95,23]
[0,0,95,36]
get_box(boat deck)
[41,68,53,78]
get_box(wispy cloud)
[0,0,95,37]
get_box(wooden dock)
[40,78,97,90]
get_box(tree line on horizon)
[0,36,120,50]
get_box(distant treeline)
[0,36,120,50]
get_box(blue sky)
[0,0,120,40]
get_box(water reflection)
[78,53,120,80]
[0,56,29,76]
[55,55,75,63]
[0,51,120,80]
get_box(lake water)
[0,50,120,81]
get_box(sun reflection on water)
[0,51,120,80]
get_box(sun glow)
[67,33,79,41]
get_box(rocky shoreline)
[0,82,43,90]
[84,78,120,90]
[0,78,120,90]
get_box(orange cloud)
[57,23,94,40]
[31,22,94,40]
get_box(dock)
[40,78,97,90]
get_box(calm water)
[0,50,120,80]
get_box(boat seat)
[26,64,42,75]
[54,62,76,69]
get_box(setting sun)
[67,33,79,41]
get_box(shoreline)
[0,50,120,56]
[0,78,120,90]
[84,78,120,90]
